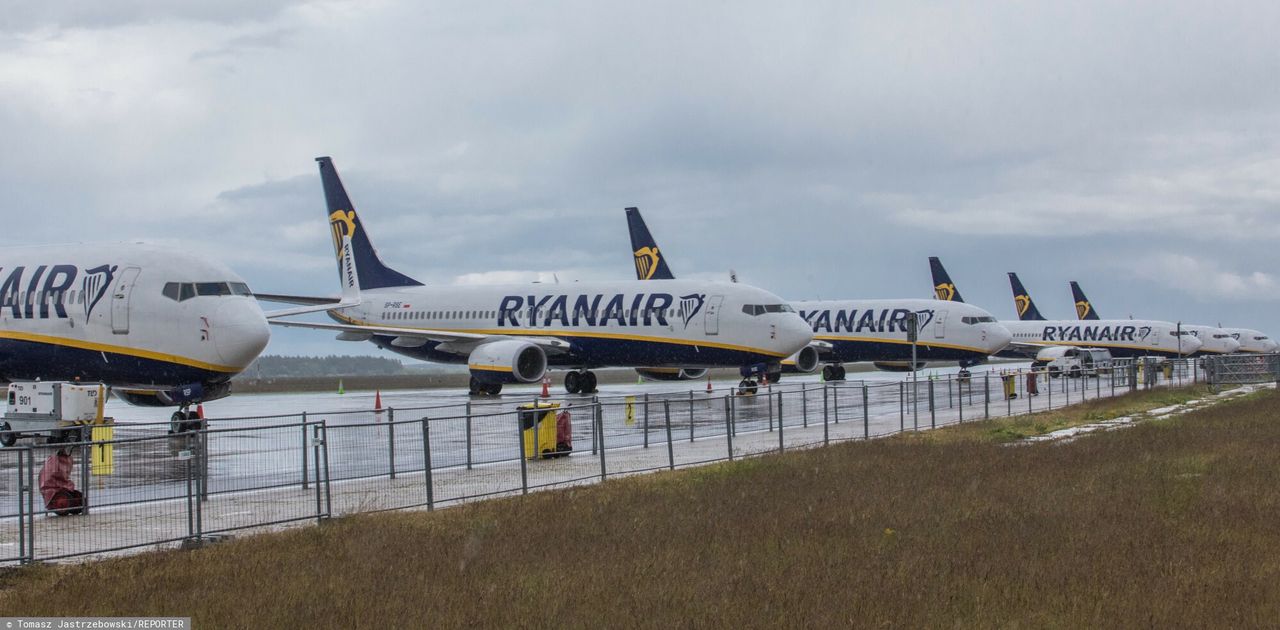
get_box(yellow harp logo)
[934,282,956,301]
[1075,300,1091,320]
[329,210,357,260]
[1015,295,1032,317]
[634,246,661,280]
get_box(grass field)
[3,386,1278,627]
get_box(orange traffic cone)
[196,404,204,419]
[375,389,383,414]
[706,374,713,393]
[541,375,551,398]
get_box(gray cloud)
[1,1,1278,356]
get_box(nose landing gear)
[169,406,203,434]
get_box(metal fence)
[1203,353,1280,389]
[0,357,1217,565]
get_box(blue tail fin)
[1070,281,1101,320]
[316,157,423,290]
[928,257,964,302]
[625,207,676,280]
[1007,272,1046,321]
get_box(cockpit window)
[162,283,180,301]
[742,304,794,316]
[195,282,232,296]
[961,316,996,324]
[229,282,252,296]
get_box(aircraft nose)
[1224,338,1241,353]
[212,299,270,368]
[986,324,1013,353]
[776,314,814,356]
[1180,335,1202,355]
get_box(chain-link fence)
[0,357,1221,565]
[1203,353,1280,389]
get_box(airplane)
[0,243,271,434]
[1068,281,1240,356]
[624,208,1012,382]
[262,157,813,396]
[1219,327,1278,353]
[928,258,1201,359]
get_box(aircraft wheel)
[170,411,189,434]
[468,377,483,396]
[766,370,782,384]
[835,365,847,380]
[822,365,836,381]
[583,371,597,393]
[738,379,757,396]
[564,371,581,395]
[0,422,16,447]
[485,382,503,396]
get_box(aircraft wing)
[267,319,572,354]
[256,293,340,306]
[1000,341,1052,359]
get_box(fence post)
[899,381,905,431]
[200,425,210,502]
[597,402,608,480]
[465,401,473,470]
[517,412,529,495]
[862,384,869,440]
[777,390,784,453]
[388,408,397,480]
[689,390,696,442]
[833,384,840,424]
[185,445,196,541]
[664,400,675,471]
[591,396,599,455]
[301,412,309,490]
[929,379,936,429]
[957,377,964,424]
[79,437,91,516]
[26,446,36,561]
[823,383,830,445]
[422,417,434,511]
[643,392,650,448]
[984,372,990,420]
[724,395,735,461]
[948,377,953,409]
[768,386,775,432]
[803,385,809,428]
[17,448,26,564]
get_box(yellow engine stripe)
[469,364,514,373]
[0,330,240,373]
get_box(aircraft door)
[704,295,723,336]
[933,310,947,339]
[111,267,141,335]
[1151,326,1162,347]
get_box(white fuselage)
[0,243,269,390]
[792,299,1011,363]
[1180,325,1241,355]
[332,279,813,369]
[1222,328,1278,353]
[1003,319,1201,358]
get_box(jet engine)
[468,340,548,384]
[781,345,821,374]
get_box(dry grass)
[903,383,1222,444]
[3,388,1279,627]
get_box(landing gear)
[564,370,597,395]
[169,408,202,434]
[737,379,758,396]
[821,364,847,381]
[469,377,503,396]
[765,370,782,385]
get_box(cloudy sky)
[2,1,1277,356]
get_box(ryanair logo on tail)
[329,210,357,261]
[934,282,957,302]
[1075,300,1092,320]
[1015,295,1032,317]
[679,293,706,328]
[634,247,661,280]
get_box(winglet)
[1008,272,1046,321]
[1070,281,1100,320]
[929,257,964,302]
[625,207,676,280]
